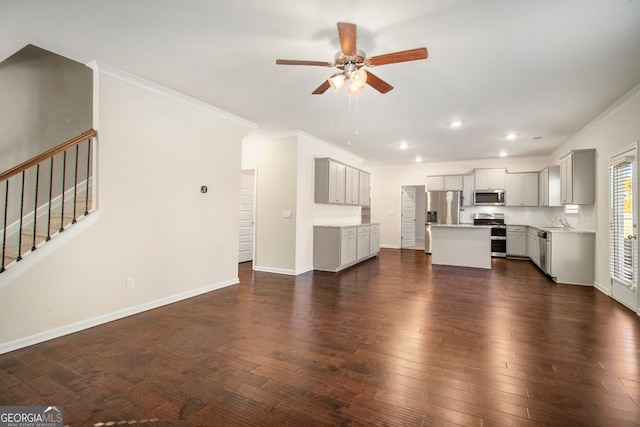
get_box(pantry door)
[609,144,638,312]
[401,186,416,248]
[238,169,256,263]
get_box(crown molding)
[555,82,640,156]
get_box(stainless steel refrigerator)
[425,190,461,254]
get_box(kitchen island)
[430,224,492,269]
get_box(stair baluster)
[84,140,91,216]
[1,181,8,273]
[16,171,25,262]
[46,157,54,242]
[59,151,67,233]
[32,164,40,252]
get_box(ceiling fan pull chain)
[355,95,359,136]
[347,93,352,145]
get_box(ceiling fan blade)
[367,47,428,66]
[337,22,357,56]
[312,80,331,95]
[365,71,393,94]
[276,59,334,66]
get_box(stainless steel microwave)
[473,190,505,206]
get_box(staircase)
[1,129,97,273]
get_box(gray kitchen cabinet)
[345,166,360,205]
[462,174,474,207]
[369,224,380,254]
[341,227,358,266]
[559,149,596,205]
[314,224,379,272]
[527,227,540,267]
[359,170,371,206]
[315,158,346,204]
[357,225,370,260]
[315,158,370,206]
[538,166,561,207]
[426,175,464,191]
[507,225,527,256]
[506,173,538,206]
[549,231,595,285]
[474,168,506,190]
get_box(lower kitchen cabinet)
[506,225,527,257]
[314,224,380,272]
[549,232,595,285]
[369,224,380,254]
[527,227,540,267]
[357,225,370,260]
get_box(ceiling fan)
[276,22,428,95]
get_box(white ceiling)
[1,0,640,166]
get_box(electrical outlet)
[126,277,135,290]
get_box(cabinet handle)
[627,234,637,240]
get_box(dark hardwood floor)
[1,249,639,426]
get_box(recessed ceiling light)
[506,133,517,140]
[415,156,423,163]
[399,142,409,150]
[499,151,508,157]
[450,120,463,128]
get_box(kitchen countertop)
[507,224,596,234]
[430,224,492,228]
[314,223,379,228]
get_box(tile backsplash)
[460,204,596,230]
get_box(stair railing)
[0,129,97,273]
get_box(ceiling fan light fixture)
[350,69,367,88]
[348,82,364,96]
[328,74,346,92]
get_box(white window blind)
[609,161,634,287]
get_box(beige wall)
[0,63,255,351]
[241,135,299,273]
[242,131,364,275]
[0,45,92,171]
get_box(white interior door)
[609,145,638,312]
[238,169,255,263]
[401,186,416,248]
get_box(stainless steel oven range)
[473,213,506,258]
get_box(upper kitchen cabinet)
[462,174,474,207]
[506,173,539,206]
[426,175,463,191]
[315,157,370,206]
[559,149,596,205]
[315,158,346,204]
[474,168,506,190]
[359,170,371,206]
[345,166,360,205]
[539,166,561,207]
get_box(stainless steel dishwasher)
[537,230,550,275]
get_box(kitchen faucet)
[553,217,571,229]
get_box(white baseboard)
[252,265,298,276]
[0,277,238,355]
[594,281,611,296]
[380,244,401,249]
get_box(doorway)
[238,169,255,263]
[401,185,425,249]
[609,144,638,312]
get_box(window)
[609,157,635,288]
